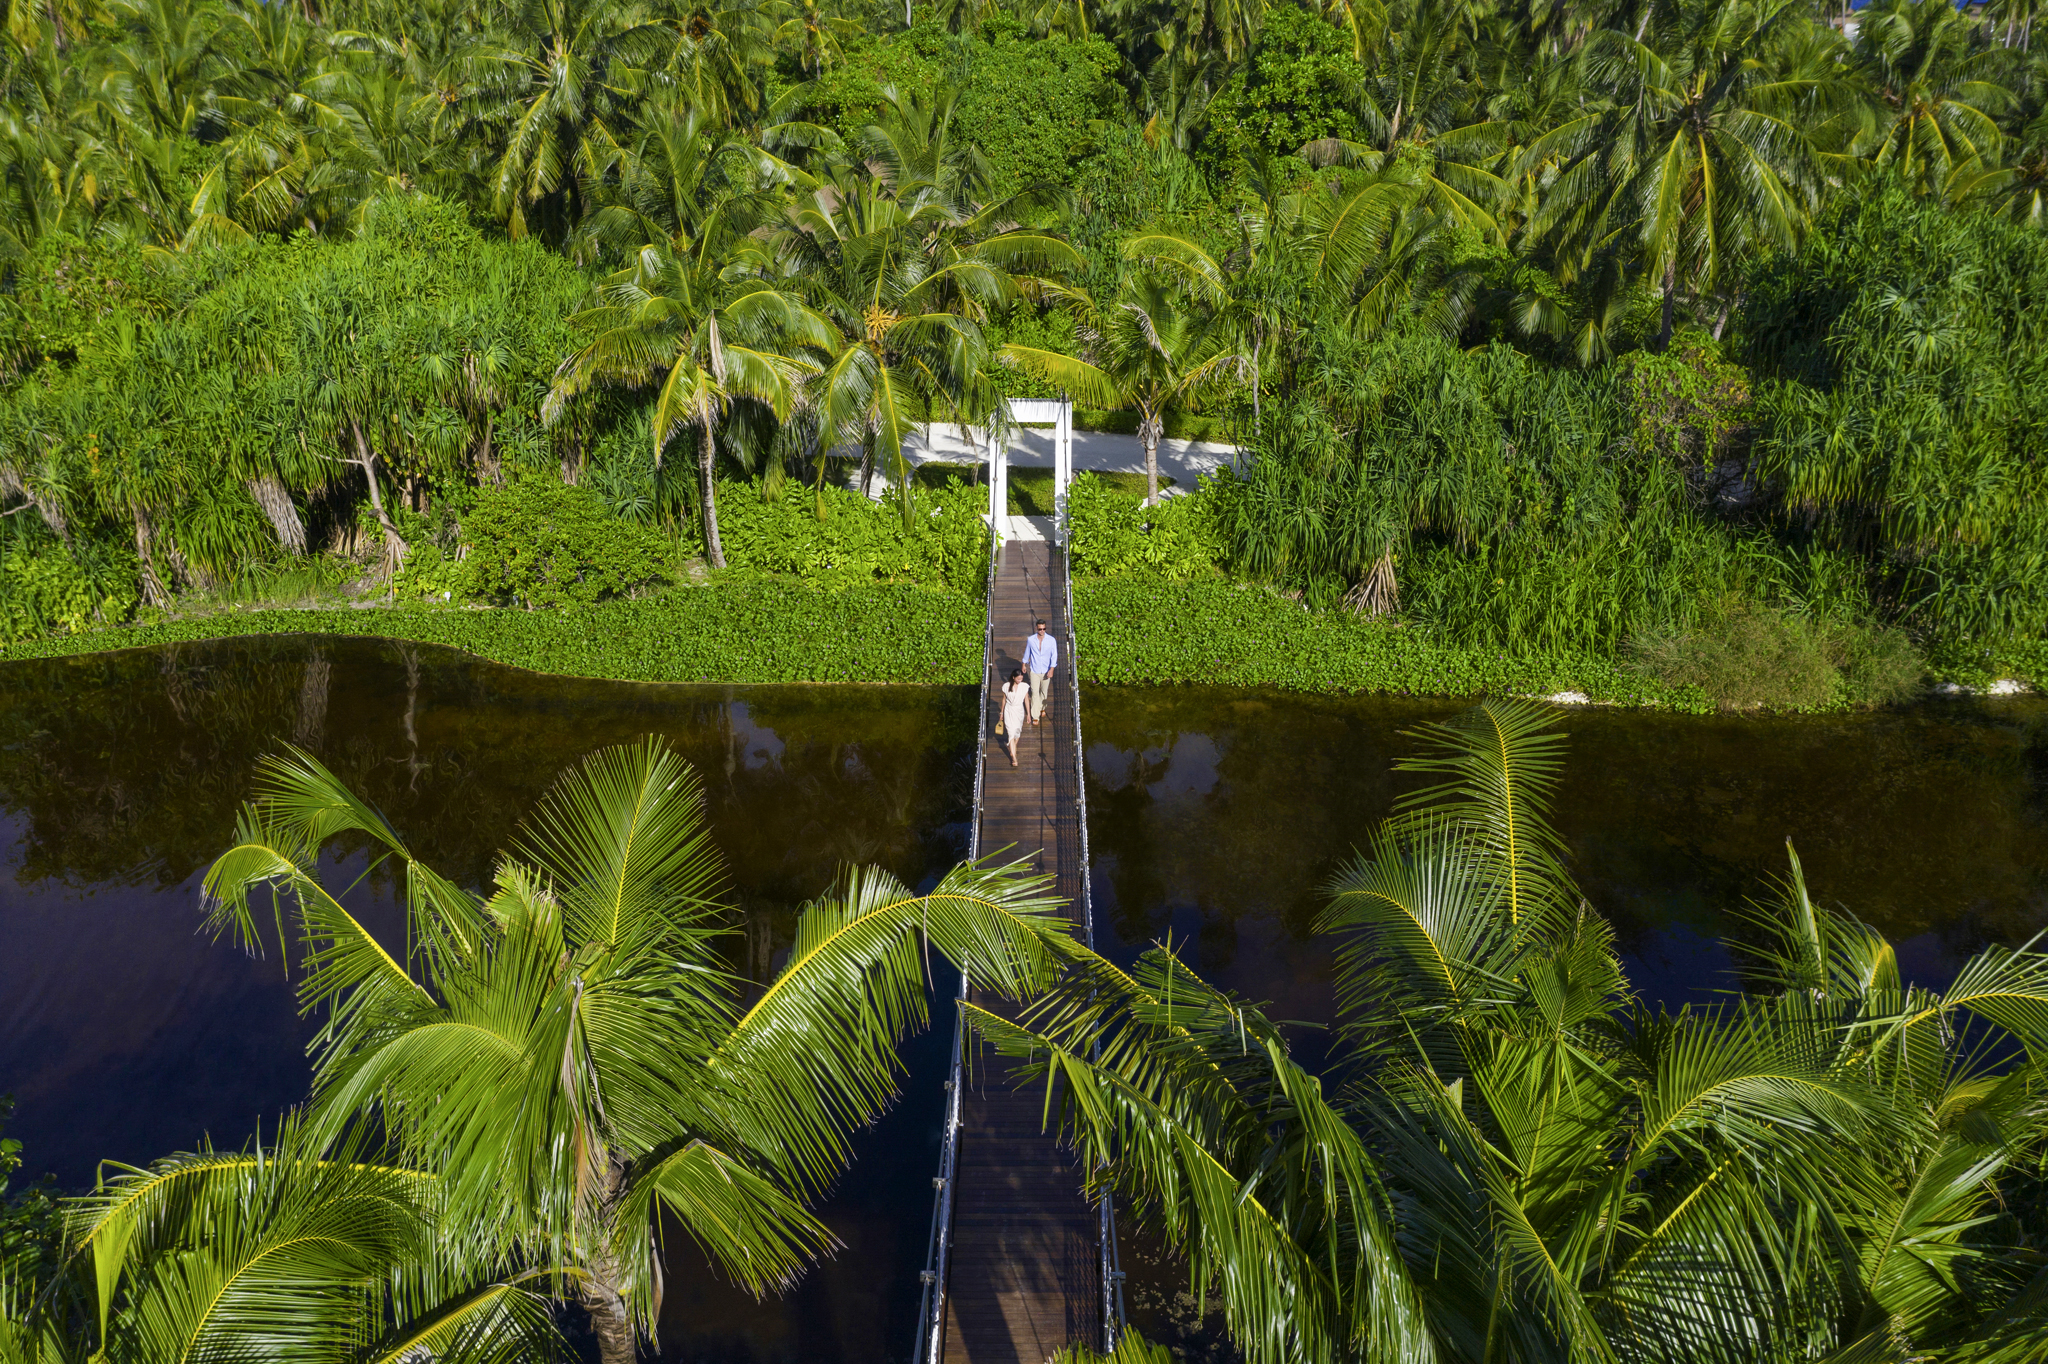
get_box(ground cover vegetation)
[0,579,986,680]
[972,699,2048,1363]
[2,0,2047,701]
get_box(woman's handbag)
[995,714,1006,737]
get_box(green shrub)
[394,544,470,602]
[781,16,1120,199]
[459,479,676,609]
[1635,606,1837,710]
[0,541,139,643]
[715,476,988,590]
[1068,473,1233,581]
[1743,185,2048,645]
[1835,623,1926,705]
[1202,4,1368,172]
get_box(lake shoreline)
[3,589,2038,712]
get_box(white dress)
[1000,681,1029,737]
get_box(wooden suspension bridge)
[912,400,1126,1364]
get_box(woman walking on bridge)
[998,667,1030,768]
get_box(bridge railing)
[1063,543,1126,1350]
[909,521,998,1364]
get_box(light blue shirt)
[1023,631,1058,674]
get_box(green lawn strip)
[0,579,985,685]
[1074,578,1713,711]
[28,572,1972,712]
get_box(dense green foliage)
[0,741,1071,1364]
[970,701,2048,1364]
[1066,471,1231,581]
[786,14,1122,196]
[0,580,985,682]
[0,1098,62,1303]
[717,475,991,587]
[435,478,679,608]
[1748,186,2048,643]
[2,0,2046,706]
[966,700,2048,1359]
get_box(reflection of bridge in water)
[912,400,1124,1364]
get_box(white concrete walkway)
[901,425,1243,496]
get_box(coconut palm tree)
[9,1113,559,1364]
[1521,0,1853,348]
[202,736,1074,1364]
[998,237,1243,505]
[774,86,1081,526]
[545,232,826,568]
[479,0,679,243]
[962,699,2048,1364]
[1847,0,2015,200]
[1301,0,1516,242]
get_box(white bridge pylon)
[981,398,1073,546]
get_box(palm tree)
[202,736,1074,1364]
[963,699,2048,1364]
[1302,0,1516,242]
[479,0,679,242]
[577,91,796,260]
[1979,104,2048,227]
[0,15,119,260]
[771,0,858,77]
[545,236,826,568]
[999,237,1243,506]
[774,86,1081,526]
[1522,0,1852,348]
[10,1113,559,1364]
[1847,0,2015,199]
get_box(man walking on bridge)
[1024,619,1057,726]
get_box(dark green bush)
[1202,5,1368,171]
[1743,185,2048,647]
[1635,606,1839,711]
[1835,623,1926,705]
[1067,473,1233,581]
[781,16,1120,198]
[459,479,677,608]
[0,534,139,644]
[715,476,988,590]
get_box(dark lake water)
[4,638,2047,1362]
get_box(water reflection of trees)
[1082,689,2048,1000]
[0,639,976,982]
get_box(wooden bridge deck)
[939,533,1102,1364]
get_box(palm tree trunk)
[1,468,70,547]
[580,1265,637,1364]
[1251,336,1262,436]
[1655,257,1678,353]
[475,413,501,486]
[894,442,915,532]
[700,414,727,569]
[1141,409,1162,507]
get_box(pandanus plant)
[966,699,2048,1364]
[202,736,1073,1364]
